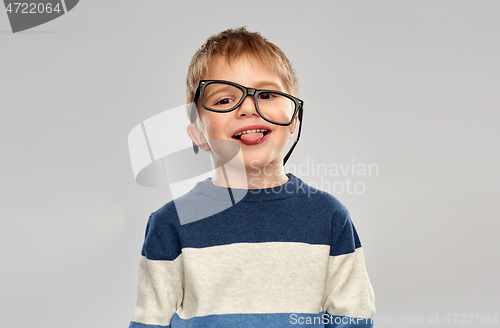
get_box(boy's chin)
[242,155,284,172]
[213,154,281,171]
[208,140,284,172]
[209,139,241,161]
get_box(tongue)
[240,132,264,145]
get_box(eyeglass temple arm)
[283,107,303,165]
[190,101,200,154]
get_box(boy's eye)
[259,93,274,100]
[216,98,234,105]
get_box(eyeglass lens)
[202,83,295,124]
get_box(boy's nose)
[236,95,260,117]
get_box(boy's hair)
[186,27,298,121]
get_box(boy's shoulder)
[292,174,350,216]
[147,177,218,227]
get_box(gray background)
[1,1,499,327]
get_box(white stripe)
[178,242,331,319]
[131,255,184,326]
[132,243,375,324]
[322,247,376,318]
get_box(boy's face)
[188,54,297,171]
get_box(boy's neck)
[210,162,289,190]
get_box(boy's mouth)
[233,128,269,145]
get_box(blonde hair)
[186,27,298,121]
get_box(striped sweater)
[129,173,375,327]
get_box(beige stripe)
[178,242,331,319]
[132,244,375,324]
[131,255,184,326]
[322,247,376,318]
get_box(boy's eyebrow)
[253,81,284,91]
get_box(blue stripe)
[130,312,374,328]
[330,215,362,257]
[142,174,362,261]
[129,321,170,328]
[170,312,326,327]
[325,314,374,328]
[141,211,182,261]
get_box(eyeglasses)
[190,79,304,165]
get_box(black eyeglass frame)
[194,79,303,126]
[190,79,304,165]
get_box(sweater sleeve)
[322,210,376,328]
[129,212,184,328]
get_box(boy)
[128,27,375,327]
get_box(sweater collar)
[194,173,303,202]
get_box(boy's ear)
[186,123,210,151]
[289,115,299,139]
